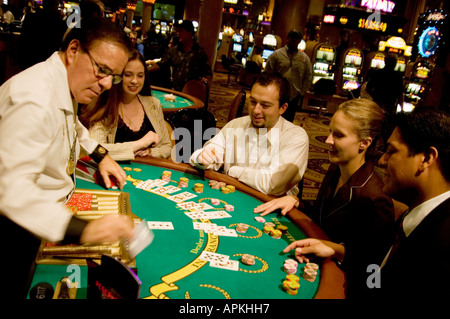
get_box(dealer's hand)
[80,214,134,244]
[98,155,127,190]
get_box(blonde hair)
[337,98,385,157]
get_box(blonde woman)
[255,99,395,298]
[80,50,171,161]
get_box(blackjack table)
[29,157,345,299]
[151,86,204,115]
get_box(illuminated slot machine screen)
[233,43,242,53]
[345,52,362,66]
[395,62,406,72]
[343,81,360,91]
[413,65,431,81]
[233,34,243,43]
[263,34,277,47]
[262,49,274,60]
[371,54,385,69]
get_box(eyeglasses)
[84,48,123,84]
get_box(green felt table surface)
[152,89,194,111]
[30,162,321,299]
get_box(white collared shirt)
[403,190,450,237]
[0,52,98,242]
[189,116,309,196]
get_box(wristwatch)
[90,144,109,163]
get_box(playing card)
[210,259,239,271]
[199,251,229,263]
[167,191,197,203]
[177,201,201,210]
[151,185,181,195]
[127,220,154,259]
[185,211,209,220]
[193,222,216,230]
[147,221,174,230]
[213,228,237,237]
[197,202,214,210]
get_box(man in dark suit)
[376,108,450,298]
[283,108,450,299]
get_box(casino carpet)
[208,72,332,202]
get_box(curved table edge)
[151,85,205,113]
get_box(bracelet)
[90,144,109,163]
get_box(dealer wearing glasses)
[0,18,135,298]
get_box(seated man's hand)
[254,195,299,216]
[198,146,222,167]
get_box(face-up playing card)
[213,228,237,237]
[199,251,229,264]
[147,221,174,230]
[197,202,214,210]
[210,259,239,271]
[185,211,209,220]
[177,201,201,210]
[127,220,154,259]
[151,185,181,195]
[167,191,197,203]
[136,179,168,190]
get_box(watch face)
[418,26,440,58]
[99,146,106,154]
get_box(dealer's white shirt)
[0,52,98,242]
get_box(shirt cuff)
[62,216,89,244]
[227,166,244,178]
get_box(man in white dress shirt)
[190,72,309,197]
[0,18,134,298]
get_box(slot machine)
[262,34,278,68]
[311,43,336,85]
[407,9,449,109]
[338,47,363,95]
[403,59,433,108]
[232,34,244,58]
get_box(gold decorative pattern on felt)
[198,197,228,210]
[185,284,231,299]
[233,253,269,273]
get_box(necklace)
[120,107,134,126]
[119,100,143,128]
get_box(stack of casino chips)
[263,222,275,234]
[282,279,300,295]
[179,177,189,188]
[302,263,319,282]
[284,259,298,274]
[162,170,171,181]
[194,183,203,193]
[209,180,220,189]
[226,185,235,193]
[270,229,282,239]
[241,254,255,265]
[224,204,234,212]
[210,198,220,205]
[236,223,249,234]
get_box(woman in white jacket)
[80,49,172,161]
